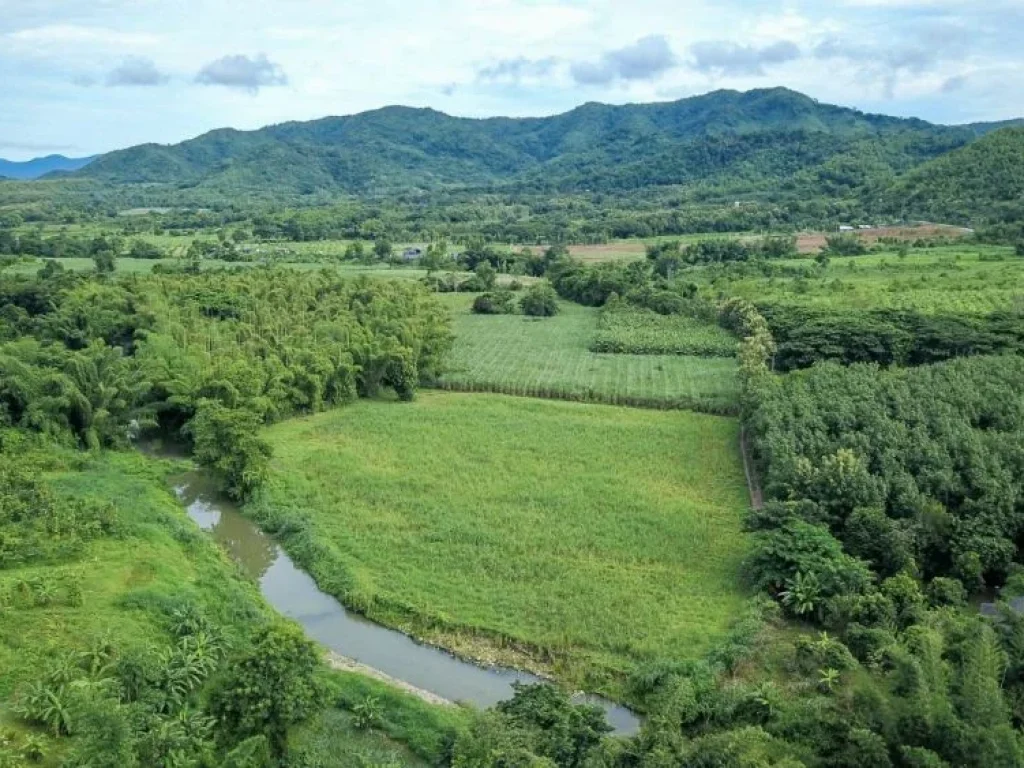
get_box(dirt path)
[324,651,454,707]
[739,427,763,511]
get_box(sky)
[1,0,1023,160]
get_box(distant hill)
[70,88,1002,202]
[0,154,96,180]
[879,127,1024,222]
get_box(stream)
[171,468,641,735]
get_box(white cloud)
[0,0,1021,159]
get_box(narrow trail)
[324,651,454,707]
[739,426,763,511]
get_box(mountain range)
[0,154,96,180]
[9,88,1024,221]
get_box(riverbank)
[172,461,642,734]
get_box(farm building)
[402,247,423,261]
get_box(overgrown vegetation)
[592,298,737,357]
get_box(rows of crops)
[433,295,739,413]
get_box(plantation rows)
[433,299,739,414]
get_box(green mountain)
[70,88,998,201]
[68,90,970,198]
[877,127,1024,223]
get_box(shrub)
[926,577,967,608]
[519,284,559,317]
[471,290,516,315]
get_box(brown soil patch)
[794,223,970,254]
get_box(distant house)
[838,225,855,232]
[857,224,873,230]
[402,247,423,261]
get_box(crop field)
[433,293,739,413]
[252,393,751,693]
[592,304,738,357]
[704,245,1024,314]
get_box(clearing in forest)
[253,392,751,692]
[432,293,739,413]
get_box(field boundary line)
[739,426,763,510]
[426,381,739,416]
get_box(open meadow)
[250,392,751,695]
[433,293,739,413]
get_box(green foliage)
[453,684,610,768]
[186,401,271,500]
[883,126,1024,223]
[519,283,560,317]
[352,695,385,731]
[471,289,516,315]
[0,267,453,493]
[822,233,867,256]
[750,356,1024,585]
[758,303,1024,372]
[592,302,736,357]
[209,621,326,758]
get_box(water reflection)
[172,473,277,581]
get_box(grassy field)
[592,304,738,357]
[706,245,1024,314]
[250,393,752,697]
[433,293,739,413]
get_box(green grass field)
[251,393,752,696]
[433,293,739,413]
[707,245,1024,314]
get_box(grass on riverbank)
[250,392,751,698]
[0,446,455,765]
[432,293,739,414]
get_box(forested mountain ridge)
[873,126,1024,224]
[70,87,1017,202]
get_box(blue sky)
[1,0,1022,160]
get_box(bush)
[926,577,967,608]
[471,290,516,315]
[519,284,559,317]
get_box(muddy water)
[172,469,641,735]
